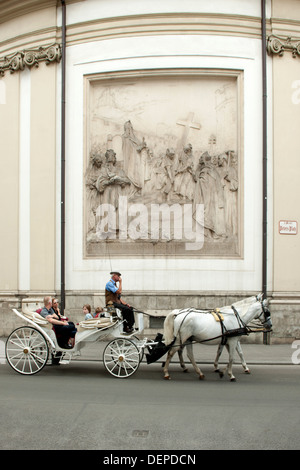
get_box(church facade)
[0,0,299,342]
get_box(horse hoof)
[199,374,205,380]
[230,377,236,382]
[214,368,219,373]
[219,372,224,378]
[245,369,251,374]
[164,375,171,380]
[183,369,188,373]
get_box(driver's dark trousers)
[113,303,134,329]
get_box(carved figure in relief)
[147,148,177,202]
[173,144,197,201]
[163,148,176,199]
[85,149,105,234]
[122,120,147,191]
[95,149,131,209]
[218,151,238,236]
[153,158,166,193]
[194,151,226,239]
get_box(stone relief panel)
[84,72,242,258]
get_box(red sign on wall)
[279,220,298,235]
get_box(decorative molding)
[0,43,61,77]
[267,34,300,58]
[66,13,263,47]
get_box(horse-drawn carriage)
[5,294,272,381]
[5,302,161,378]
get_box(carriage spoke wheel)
[6,327,49,375]
[103,338,140,378]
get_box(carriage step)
[59,352,73,364]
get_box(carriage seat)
[77,317,117,332]
[22,303,67,344]
[21,303,75,348]
[22,305,53,329]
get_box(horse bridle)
[249,298,272,331]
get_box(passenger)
[83,305,104,320]
[51,298,65,319]
[105,271,135,334]
[94,306,104,318]
[40,296,77,349]
[83,304,93,320]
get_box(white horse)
[178,297,255,375]
[163,295,272,381]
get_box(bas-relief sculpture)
[84,76,240,257]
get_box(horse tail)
[163,310,179,346]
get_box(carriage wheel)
[103,338,140,378]
[6,327,49,375]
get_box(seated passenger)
[51,298,68,320]
[83,304,93,320]
[40,296,77,349]
[94,307,104,318]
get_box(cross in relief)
[176,112,201,148]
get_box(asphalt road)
[0,359,299,452]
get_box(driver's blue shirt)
[105,279,118,293]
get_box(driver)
[105,271,135,334]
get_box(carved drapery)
[0,43,61,76]
[267,35,300,58]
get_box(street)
[0,356,299,452]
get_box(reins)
[132,307,166,319]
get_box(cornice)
[0,43,61,76]
[64,12,264,46]
[0,0,83,24]
[0,11,266,57]
[0,0,57,25]
[1,9,300,67]
[0,27,60,57]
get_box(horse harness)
[175,306,251,348]
[219,306,250,345]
